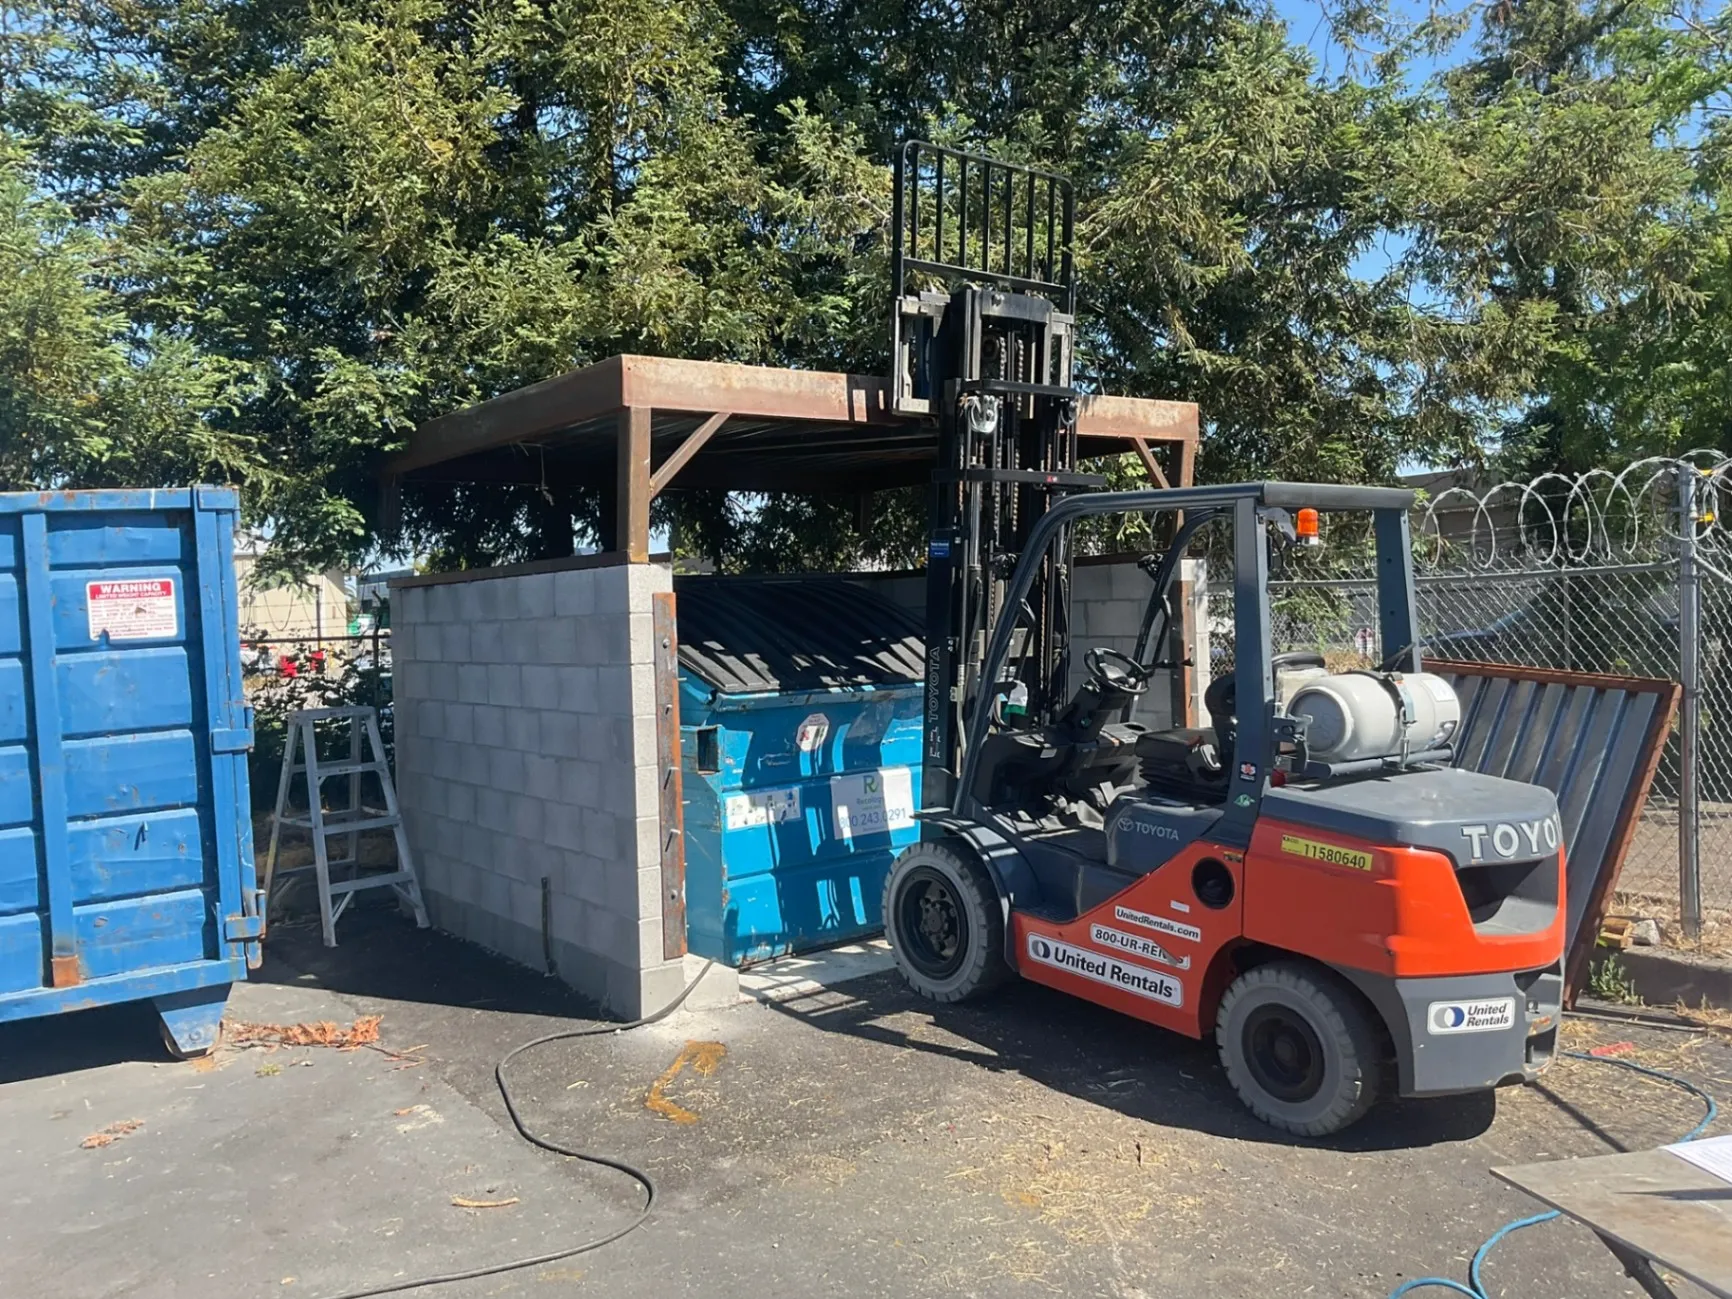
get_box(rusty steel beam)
[617,406,651,562]
[652,592,687,961]
[648,411,728,498]
[1130,436,1170,488]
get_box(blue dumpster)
[0,488,256,1057]
[677,578,924,966]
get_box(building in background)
[234,535,354,667]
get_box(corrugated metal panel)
[1432,661,1679,1002]
[674,576,924,694]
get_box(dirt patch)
[1610,889,1732,961]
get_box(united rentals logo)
[1025,935,1183,1007]
[1426,997,1516,1035]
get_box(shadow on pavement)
[766,967,1498,1151]
[0,1000,170,1084]
[258,897,608,1022]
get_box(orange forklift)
[881,143,1564,1135]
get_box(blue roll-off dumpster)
[677,577,924,966]
[0,488,256,1058]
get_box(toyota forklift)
[881,143,1566,1135]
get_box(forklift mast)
[891,142,1102,811]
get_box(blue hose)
[1387,1047,1720,1298]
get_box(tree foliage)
[1,0,1729,572]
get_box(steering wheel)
[1085,646,1150,696]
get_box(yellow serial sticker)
[1280,834,1374,872]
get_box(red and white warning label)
[87,578,178,642]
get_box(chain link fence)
[1200,457,1732,937]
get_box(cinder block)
[515,572,556,617]
[439,623,471,663]
[545,801,585,851]
[628,661,659,715]
[586,664,628,716]
[625,562,672,606]
[591,564,630,610]
[635,916,666,966]
[488,746,526,792]
[633,764,658,819]
[471,620,503,664]
[445,780,476,823]
[579,806,620,854]
[476,870,511,920]
[522,664,559,705]
[596,761,637,813]
[574,616,611,666]
[523,754,561,802]
[578,714,625,765]
[396,661,430,700]
[505,707,540,754]
[445,703,475,745]
[549,937,609,1004]
[509,794,544,842]
[628,818,660,879]
[553,571,596,618]
[457,664,489,705]
[630,711,657,764]
[428,662,458,701]
[503,624,540,665]
[607,861,662,920]
[456,581,485,622]
[486,664,520,707]
[563,759,603,800]
[460,821,492,871]
[523,616,564,665]
[476,788,512,834]
[624,959,689,1021]
[627,612,655,664]
[509,879,542,930]
[415,700,444,741]
[540,711,584,758]
[558,665,599,712]
[473,704,506,749]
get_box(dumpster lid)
[674,577,924,694]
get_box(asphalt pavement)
[3,905,1728,1299]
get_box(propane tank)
[1285,672,1461,764]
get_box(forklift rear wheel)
[883,843,1009,1003]
[1215,961,1385,1136]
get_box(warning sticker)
[796,712,830,753]
[1280,834,1374,873]
[87,578,177,642]
[724,786,801,831]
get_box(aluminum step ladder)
[262,706,429,947]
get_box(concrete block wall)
[392,559,688,1018]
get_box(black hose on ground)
[320,961,718,1299]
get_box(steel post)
[1679,466,1703,938]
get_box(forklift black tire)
[1215,960,1385,1136]
[883,842,1009,1003]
